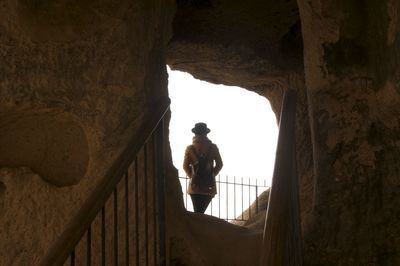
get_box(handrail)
[260,90,302,265]
[41,98,170,266]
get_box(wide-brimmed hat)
[192,122,210,135]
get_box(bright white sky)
[167,67,278,186]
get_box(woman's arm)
[183,146,193,177]
[212,144,223,176]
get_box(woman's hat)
[192,122,211,135]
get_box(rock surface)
[0,111,88,186]
[0,0,175,264]
[297,1,400,264]
[1,0,400,265]
[0,167,79,265]
[232,189,269,228]
[168,0,400,265]
[168,210,263,266]
[167,0,303,114]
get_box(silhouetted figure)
[183,122,223,213]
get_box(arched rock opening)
[166,0,314,238]
[167,0,400,265]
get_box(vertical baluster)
[185,176,188,209]
[241,177,244,220]
[248,178,251,219]
[114,188,118,266]
[226,175,229,220]
[87,225,92,266]
[70,249,75,266]
[218,175,221,219]
[144,144,149,266]
[255,179,259,214]
[152,135,158,266]
[101,206,106,266]
[210,184,212,215]
[234,176,236,220]
[156,120,166,266]
[134,159,140,266]
[125,171,129,266]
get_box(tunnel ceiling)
[167,0,303,95]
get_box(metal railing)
[180,175,270,222]
[260,89,303,265]
[41,99,170,266]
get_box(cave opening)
[167,67,278,221]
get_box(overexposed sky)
[167,67,278,185]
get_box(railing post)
[101,207,106,266]
[260,89,302,266]
[255,179,259,214]
[124,171,130,266]
[226,175,229,220]
[113,188,119,266]
[248,178,252,219]
[134,159,140,266]
[156,118,167,266]
[144,145,149,266]
[234,176,236,219]
[152,136,158,266]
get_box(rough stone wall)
[2,0,398,265]
[168,0,400,265]
[0,0,174,265]
[298,0,400,264]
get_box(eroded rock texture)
[298,0,400,264]
[167,0,303,113]
[0,168,74,265]
[169,0,400,265]
[1,0,399,265]
[0,0,174,264]
[0,111,88,186]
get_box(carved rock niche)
[0,110,89,186]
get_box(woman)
[183,122,223,213]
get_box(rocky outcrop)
[167,0,303,114]
[232,189,269,229]
[168,211,262,266]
